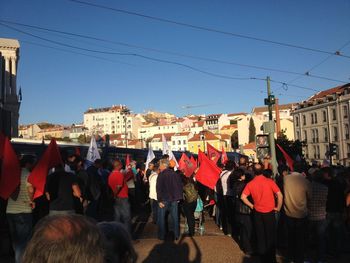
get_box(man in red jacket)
[241,163,283,263]
[108,160,131,234]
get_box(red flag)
[190,155,197,168]
[0,133,5,159]
[207,143,221,164]
[221,146,228,165]
[0,138,21,199]
[28,139,63,199]
[198,149,204,164]
[195,150,221,189]
[276,144,294,172]
[126,154,131,168]
[178,153,196,177]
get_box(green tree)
[248,118,256,143]
[231,130,239,149]
[276,129,304,163]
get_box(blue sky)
[1,0,349,125]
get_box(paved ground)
[1,207,350,263]
[132,208,350,263]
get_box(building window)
[316,145,320,159]
[347,144,350,158]
[313,145,317,159]
[295,116,299,127]
[344,105,348,119]
[345,124,349,139]
[312,129,315,143]
[324,127,328,142]
[304,130,308,142]
[323,111,327,122]
[311,113,314,124]
[296,131,300,140]
[333,126,338,141]
[314,113,318,124]
[178,140,181,145]
[332,108,337,120]
[172,141,175,145]
[183,140,186,144]
[302,115,306,125]
[315,129,319,142]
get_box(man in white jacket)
[148,162,159,224]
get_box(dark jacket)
[156,168,183,202]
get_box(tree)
[276,129,304,164]
[231,130,239,150]
[248,118,256,143]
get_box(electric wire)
[0,19,347,84]
[69,0,350,59]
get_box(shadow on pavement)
[142,235,201,263]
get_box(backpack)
[183,183,198,203]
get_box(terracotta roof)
[151,133,175,141]
[252,103,295,114]
[84,105,127,114]
[220,124,237,130]
[228,112,247,117]
[105,134,123,141]
[307,83,350,101]
[219,134,231,140]
[193,121,205,127]
[243,142,256,150]
[188,131,219,142]
[128,139,139,146]
[38,126,67,132]
[172,132,191,137]
[205,114,222,120]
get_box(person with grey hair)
[156,158,183,240]
[22,215,104,263]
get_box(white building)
[292,84,350,165]
[171,132,193,152]
[0,38,21,137]
[69,124,88,142]
[83,105,142,139]
[205,114,230,134]
[138,123,180,141]
[19,124,41,139]
[149,133,174,151]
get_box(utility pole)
[264,76,278,177]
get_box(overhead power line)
[274,39,350,93]
[0,19,347,84]
[0,23,329,93]
[69,0,350,59]
[0,22,251,81]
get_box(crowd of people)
[3,150,350,263]
[213,157,350,263]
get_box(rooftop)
[188,131,219,142]
[307,83,350,101]
[0,38,20,49]
[252,103,296,114]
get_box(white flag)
[86,136,101,163]
[145,146,156,170]
[162,134,178,169]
